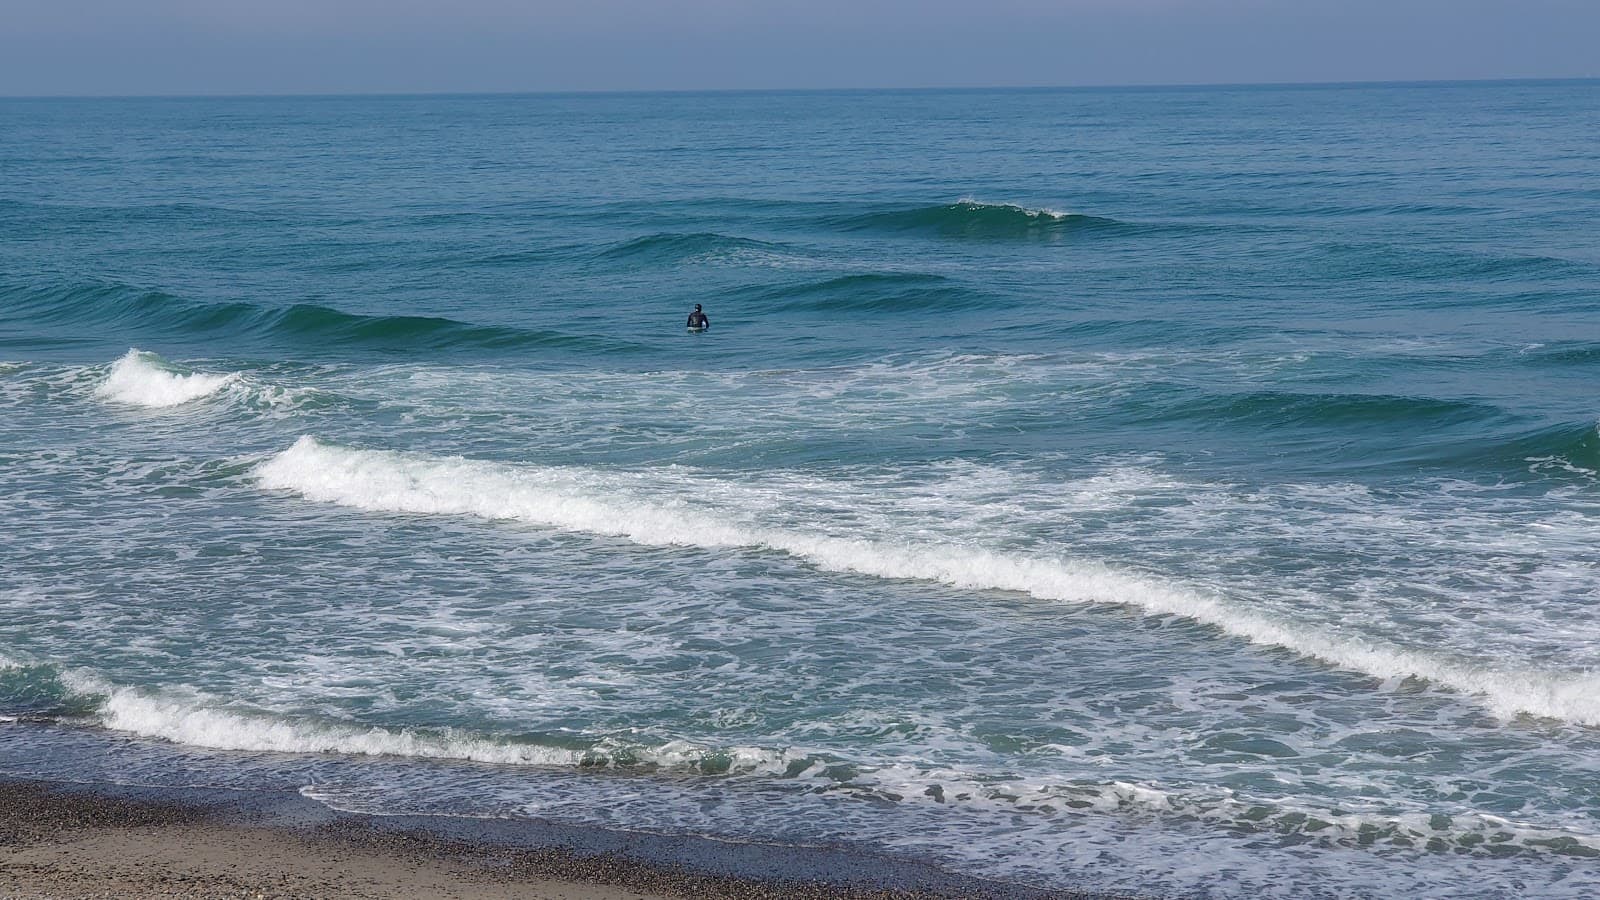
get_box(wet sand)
[0,779,1101,899]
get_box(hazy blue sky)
[2,0,1595,95]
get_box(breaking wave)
[5,655,1597,860]
[0,658,799,775]
[83,349,321,414]
[95,349,239,408]
[255,436,1600,728]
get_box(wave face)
[830,200,1127,240]
[1196,390,1503,428]
[6,85,1600,899]
[0,280,643,356]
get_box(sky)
[1,0,1596,96]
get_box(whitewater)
[3,83,1600,898]
[258,435,1600,727]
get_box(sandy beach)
[0,779,1089,900]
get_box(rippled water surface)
[2,83,1599,897]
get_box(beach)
[0,778,1081,899]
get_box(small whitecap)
[95,349,238,408]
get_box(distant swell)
[1520,342,1600,367]
[753,273,1001,314]
[831,200,1127,240]
[1316,241,1596,282]
[257,437,1600,727]
[2,281,641,354]
[598,232,793,263]
[266,304,564,351]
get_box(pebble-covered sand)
[0,781,1107,899]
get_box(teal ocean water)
[3,83,1599,897]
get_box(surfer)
[686,304,710,331]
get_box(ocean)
[2,81,1598,897]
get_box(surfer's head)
[694,304,702,311]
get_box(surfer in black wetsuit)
[687,304,710,330]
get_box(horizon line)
[2,74,1595,102]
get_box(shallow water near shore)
[3,83,1599,897]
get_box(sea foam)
[96,349,238,408]
[14,635,1600,861]
[49,666,798,774]
[60,666,1600,860]
[257,437,1600,727]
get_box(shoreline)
[0,777,1112,899]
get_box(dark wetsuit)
[687,311,709,329]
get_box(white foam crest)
[75,679,579,765]
[258,436,750,546]
[257,436,1600,727]
[52,666,796,775]
[96,349,238,408]
[954,196,1071,219]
